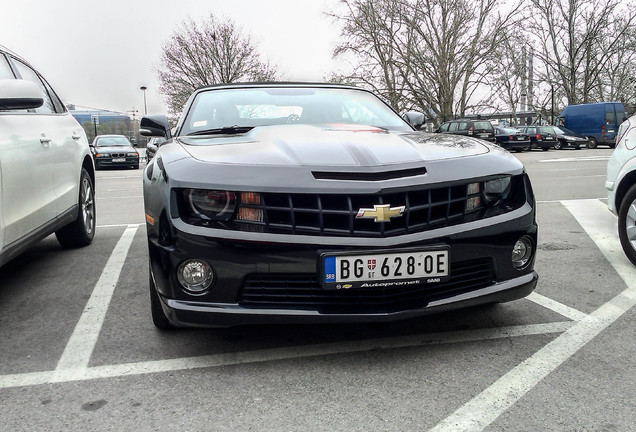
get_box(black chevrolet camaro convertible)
[140,83,538,329]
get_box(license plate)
[479,133,489,137]
[517,136,525,140]
[322,247,450,289]
[112,158,126,162]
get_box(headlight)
[564,136,577,141]
[127,152,139,157]
[484,177,511,205]
[182,189,236,221]
[95,153,109,157]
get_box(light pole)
[140,86,147,116]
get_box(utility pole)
[140,86,147,115]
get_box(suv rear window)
[473,121,492,131]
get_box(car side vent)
[312,167,427,181]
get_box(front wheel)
[554,141,563,150]
[56,168,95,248]
[587,137,597,149]
[150,269,174,330]
[618,184,636,266]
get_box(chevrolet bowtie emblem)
[356,204,405,222]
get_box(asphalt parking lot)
[1,147,634,431]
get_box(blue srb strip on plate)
[324,256,336,283]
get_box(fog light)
[512,237,533,269]
[177,259,214,293]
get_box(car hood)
[155,124,523,193]
[177,124,490,166]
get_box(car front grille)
[239,258,495,313]
[110,153,126,158]
[238,184,471,237]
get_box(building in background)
[67,105,144,145]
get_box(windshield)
[96,136,131,147]
[179,87,412,136]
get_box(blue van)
[558,102,626,148]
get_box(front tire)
[56,168,95,248]
[618,184,636,266]
[150,269,174,330]
[554,141,563,150]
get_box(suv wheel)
[55,168,95,248]
[618,184,636,266]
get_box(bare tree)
[332,0,522,125]
[156,13,279,116]
[330,0,410,111]
[595,20,636,104]
[528,0,636,105]
[480,31,530,120]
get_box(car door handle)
[72,132,82,140]
[40,135,52,144]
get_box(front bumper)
[148,205,538,328]
[94,156,139,168]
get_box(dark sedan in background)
[140,83,538,329]
[90,134,140,169]
[551,126,588,150]
[517,125,557,151]
[494,126,531,152]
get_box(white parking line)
[97,223,144,228]
[430,199,636,431]
[0,321,573,389]
[54,225,139,372]
[527,292,589,321]
[97,196,144,200]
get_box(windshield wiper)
[187,125,254,136]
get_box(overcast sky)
[1,0,344,115]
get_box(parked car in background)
[559,102,626,148]
[606,115,636,265]
[0,45,96,267]
[436,119,495,142]
[140,83,538,329]
[516,125,557,151]
[90,134,139,169]
[494,126,531,152]
[145,137,165,162]
[551,126,588,150]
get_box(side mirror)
[140,115,172,139]
[0,79,44,110]
[403,111,426,130]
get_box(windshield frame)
[177,85,414,137]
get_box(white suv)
[606,114,636,265]
[0,46,96,267]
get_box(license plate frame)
[320,246,450,290]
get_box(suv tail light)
[468,126,474,135]
[536,134,541,140]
